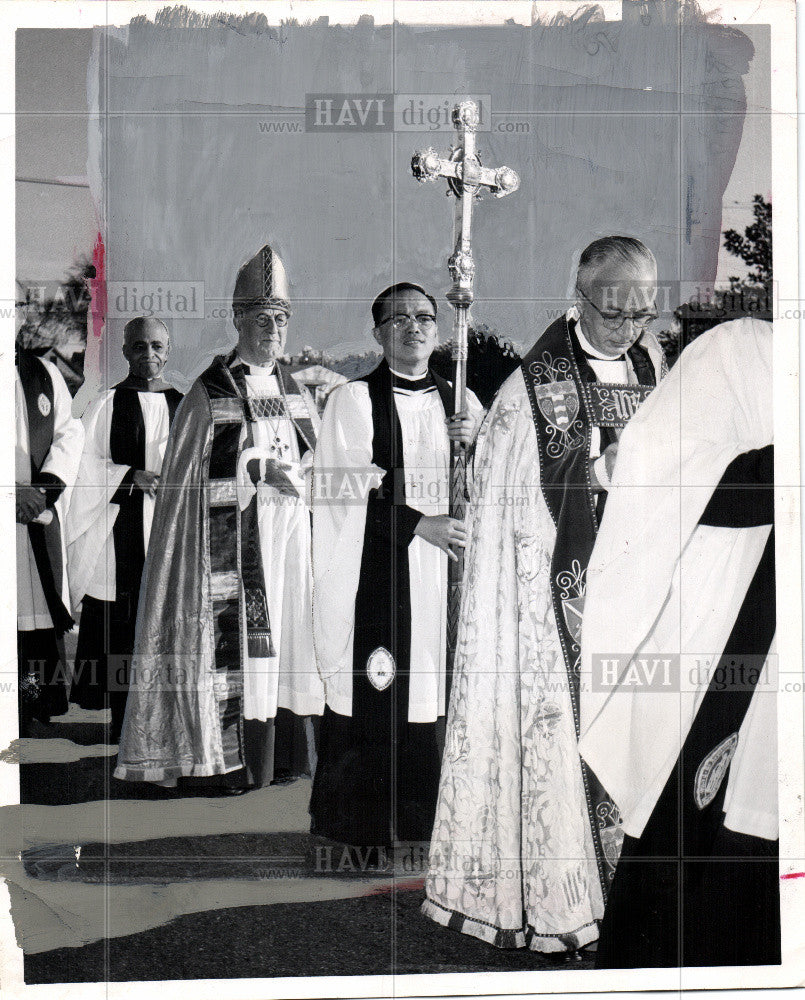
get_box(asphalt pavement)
[8,707,594,986]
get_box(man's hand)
[589,441,619,493]
[603,440,619,480]
[446,409,479,447]
[262,458,300,499]
[16,484,47,524]
[133,469,160,498]
[414,514,467,562]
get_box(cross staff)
[411,100,519,675]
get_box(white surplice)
[65,389,172,608]
[579,318,776,841]
[312,374,482,723]
[16,358,84,630]
[236,361,323,722]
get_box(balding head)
[123,315,169,347]
[122,316,171,381]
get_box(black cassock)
[310,362,455,849]
[70,377,182,740]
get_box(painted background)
[18,5,771,389]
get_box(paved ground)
[25,888,590,983]
[4,707,594,986]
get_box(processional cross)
[411,100,519,672]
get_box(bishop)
[115,244,324,794]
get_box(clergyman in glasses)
[309,282,483,851]
[423,237,666,953]
[115,243,324,795]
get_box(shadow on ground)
[24,885,593,983]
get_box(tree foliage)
[660,194,772,366]
[17,258,94,352]
[722,194,772,286]
[429,323,521,409]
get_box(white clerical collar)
[566,307,627,362]
[236,355,276,375]
[389,366,429,381]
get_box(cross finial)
[409,99,520,680]
[411,99,520,307]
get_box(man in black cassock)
[309,282,482,849]
[66,316,182,742]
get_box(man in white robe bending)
[310,282,482,848]
[66,316,182,743]
[579,318,778,968]
[422,237,665,952]
[115,244,323,794]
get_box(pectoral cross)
[411,100,520,680]
[269,436,290,458]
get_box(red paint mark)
[780,872,805,880]
[365,877,426,896]
[90,232,106,339]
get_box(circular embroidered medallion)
[366,646,395,692]
[37,393,51,417]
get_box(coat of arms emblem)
[557,560,586,647]
[534,380,580,434]
[526,352,585,458]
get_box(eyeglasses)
[577,287,657,331]
[249,308,290,328]
[379,312,437,331]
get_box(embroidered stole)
[684,446,775,827]
[521,316,658,899]
[198,353,317,769]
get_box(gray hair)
[576,236,656,290]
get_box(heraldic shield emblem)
[534,379,580,434]
[562,595,585,645]
[557,560,586,646]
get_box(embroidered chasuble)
[422,315,664,953]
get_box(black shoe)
[190,785,251,797]
[270,769,298,786]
